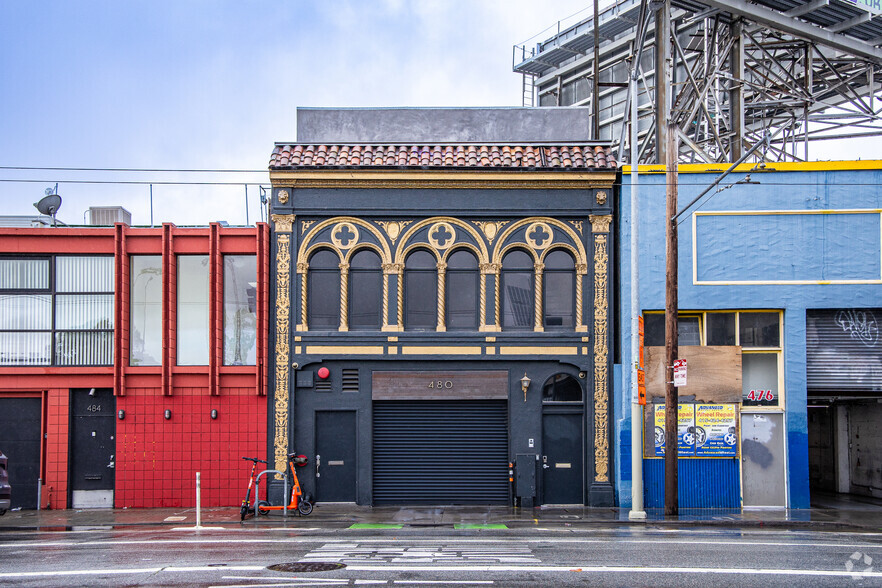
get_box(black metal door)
[372,400,509,505]
[315,411,357,502]
[70,388,115,493]
[0,397,41,509]
[542,412,584,504]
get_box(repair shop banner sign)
[653,404,695,456]
[695,404,738,457]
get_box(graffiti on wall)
[835,309,878,347]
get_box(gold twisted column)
[533,262,545,332]
[397,265,405,328]
[436,262,447,332]
[382,263,402,331]
[338,262,350,332]
[576,262,588,332]
[297,262,308,331]
[590,214,612,484]
[494,265,501,329]
[479,262,498,331]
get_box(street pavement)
[2,499,882,586]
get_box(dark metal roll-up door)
[807,309,882,393]
[0,397,42,509]
[373,400,509,505]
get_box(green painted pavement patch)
[454,523,508,529]
[349,523,403,529]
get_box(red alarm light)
[317,367,330,379]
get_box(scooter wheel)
[257,500,271,515]
[298,500,313,516]
[240,505,249,521]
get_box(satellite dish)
[33,194,62,226]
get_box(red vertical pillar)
[256,222,269,396]
[209,223,222,396]
[162,223,175,396]
[114,223,128,396]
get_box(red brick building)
[0,222,269,509]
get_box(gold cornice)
[269,170,617,190]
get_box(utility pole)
[657,0,679,517]
[664,123,679,516]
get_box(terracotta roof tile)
[269,143,617,170]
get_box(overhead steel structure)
[513,0,882,163]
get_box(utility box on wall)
[516,453,537,508]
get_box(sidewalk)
[2,499,882,532]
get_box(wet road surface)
[3,523,882,587]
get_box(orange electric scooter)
[244,452,314,517]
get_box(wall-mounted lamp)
[117,409,125,420]
[210,409,218,420]
[164,409,171,420]
[520,373,531,402]
[88,388,96,397]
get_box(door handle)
[316,454,321,478]
[543,464,550,469]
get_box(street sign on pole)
[673,358,687,387]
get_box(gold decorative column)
[493,263,502,329]
[297,262,308,331]
[478,263,496,331]
[590,215,612,484]
[381,263,398,331]
[576,262,588,332]
[533,262,545,332]
[436,261,447,332]
[271,214,295,478]
[338,262,350,332]
[396,264,405,328]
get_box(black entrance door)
[542,412,584,504]
[70,388,115,507]
[0,397,42,509]
[315,411,357,502]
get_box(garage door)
[372,400,509,504]
[0,397,42,509]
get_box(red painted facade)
[0,223,269,508]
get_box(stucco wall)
[617,163,882,509]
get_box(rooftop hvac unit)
[88,206,131,226]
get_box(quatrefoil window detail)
[428,222,456,250]
[331,222,360,250]
[525,222,554,249]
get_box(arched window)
[543,249,576,329]
[542,373,583,402]
[349,249,382,330]
[446,249,479,330]
[502,249,533,329]
[404,249,437,330]
[307,249,340,329]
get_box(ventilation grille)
[342,369,359,393]
[315,378,331,393]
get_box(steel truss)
[514,0,882,163]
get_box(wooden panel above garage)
[372,371,509,400]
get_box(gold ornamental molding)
[596,191,608,205]
[269,170,617,190]
[376,220,412,244]
[273,233,292,478]
[592,231,610,483]
[272,214,296,233]
[473,220,509,242]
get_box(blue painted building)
[616,161,882,509]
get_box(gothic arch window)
[446,249,479,330]
[501,249,534,330]
[404,249,437,330]
[349,249,382,330]
[543,249,576,329]
[542,373,583,402]
[307,249,340,329]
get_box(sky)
[0,0,591,226]
[0,1,874,227]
